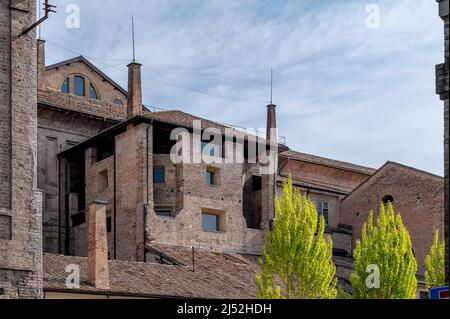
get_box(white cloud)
[41,0,445,175]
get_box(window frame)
[317,200,329,225]
[205,167,219,186]
[61,77,70,93]
[155,208,174,218]
[74,75,86,97]
[89,83,98,99]
[202,212,221,232]
[112,98,124,106]
[153,166,165,184]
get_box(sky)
[40,0,445,175]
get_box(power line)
[45,40,266,104]
[46,40,132,62]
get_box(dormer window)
[113,98,124,106]
[61,77,70,93]
[74,75,85,97]
[89,83,98,100]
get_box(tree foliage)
[350,202,417,299]
[424,230,446,291]
[256,177,337,299]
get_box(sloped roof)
[342,161,444,200]
[43,244,355,298]
[46,56,128,96]
[281,150,376,175]
[43,244,259,299]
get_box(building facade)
[0,1,446,298]
[435,0,449,285]
[0,0,42,299]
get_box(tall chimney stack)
[261,103,278,231]
[266,104,277,142]
[37,39,46,90]
[88,201,110,290]
[127,62,143,118]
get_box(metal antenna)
[38,0,42,39]
[131,15,136,63]
[270,68,273,105]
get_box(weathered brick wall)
[43,60,128,106]
[341,163,444,275]
[436,0,449,284]
[149,156,265,254]
[280,159,372,195]
[37,107,112,253]
[114,123,148,261]
[0,0,11,209]
[0,0,43,299]
[38,89,127,121]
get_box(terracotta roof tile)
[43,245,259,298]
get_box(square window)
[202,212,221,232]
[153,167,165,183]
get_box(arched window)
[382,195,394,205]
[89,83,98,99]
[74,75,85,97]
[61,77,70,93]
[112,98,124,106]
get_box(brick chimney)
[37,39,46,90]
[266,104,277,143]
[127,62,143,118]
[261,103,278,231]
[88,201,110,290]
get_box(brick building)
[341,162,444,275]
[0,0,42,299]
[0,1,446,298]
[435,0,449,285]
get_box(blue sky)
[40,0,445,175]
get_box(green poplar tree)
[256,177,337,299]
[424,230,445,291]
[350,202,418,299]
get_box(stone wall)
[341,162,444,275]
[0,0,42,299]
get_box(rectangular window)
[252,176,262,191]
[317,200,329,225]
[153,167,165,183]
[202,211,221,232]
[156,208,173,217]
[106,216,112,233]
[206,170,216,186]
[74,75,85,97]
